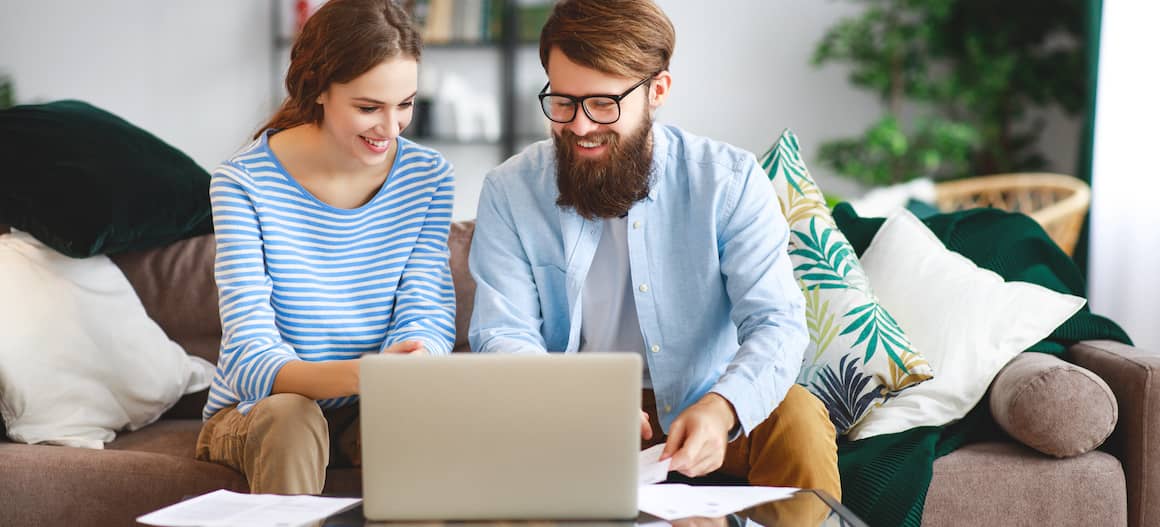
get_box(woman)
[196,0,455,494]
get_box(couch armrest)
[1071,340,1160,527]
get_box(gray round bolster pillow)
[989,352,1118,458]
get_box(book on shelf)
[516,2,551,43]
[412,0,485,44]
[409,0,551,45]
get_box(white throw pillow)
[845,210,1085,440]
[0,230,213,449]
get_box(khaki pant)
[644,385,841,524]
[195,393,361,494]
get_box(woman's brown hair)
[538,0,675,80]
[256,0,421,138]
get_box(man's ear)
[649,70,672,110]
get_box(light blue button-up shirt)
[468,123,807,435]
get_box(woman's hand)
[384,340,427,355]
[273,358,362,399]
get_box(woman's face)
[317,57,419,167]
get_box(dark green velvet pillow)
[0,100,212,257]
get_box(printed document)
[137,489,360,527]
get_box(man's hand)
[660,393,738,477]
[641,409,653,440]
[384,340,426,355]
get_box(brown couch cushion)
[924,442,1126,526]
[0,440,248,527]
[990,352,1118,458]
[449,221,476,352]
[110,233,219,345]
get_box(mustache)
[558,130,619,149]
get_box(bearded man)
[467,0,840,496]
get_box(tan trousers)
[195,393,362,494]
[644,385,841,524]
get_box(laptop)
[359,352,642,521]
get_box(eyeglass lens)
[541,95,621,124]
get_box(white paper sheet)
[638,484,798,520]
[638,443,672,485]
[136,489,361,527]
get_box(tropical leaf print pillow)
[759,129,935,435]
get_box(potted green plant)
[814,0,1087,186]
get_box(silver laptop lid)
[360,352,641,521]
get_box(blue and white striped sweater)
[203,131,456,420]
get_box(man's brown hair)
[539,0,676,79]
[256,0,421,138]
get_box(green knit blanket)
[830,203,1132,527]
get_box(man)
[468,0,839,496]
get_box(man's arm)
[710,153,809,434]
[662,154,808,476]
[468,175,549,354]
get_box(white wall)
[1,0,1081,221]
[655,0,1081,201]
[0,0,272,172]
[1089,0,1160,352]
[657,0,877,199]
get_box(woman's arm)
[271,341,423,399]
[382,159,457,355]
[211,166,304,409]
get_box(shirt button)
[638,284,649,293]
[633,221,642,229]
[650,344,661,353]
[664,404,672,413]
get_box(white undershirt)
[580,217,651,388]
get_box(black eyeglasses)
[538,75,655,125]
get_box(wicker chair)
[933,173,1091,256]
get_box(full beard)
[554,114,653,220]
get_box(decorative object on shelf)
[813,0,1087,186]
[934,173,1091,256]
[294,0,317,34]
[273,0,323,46]
[420,69,501,142]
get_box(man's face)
[546,48,669,219]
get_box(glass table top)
[321,489,866,527]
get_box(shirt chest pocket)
[530,264,569,350]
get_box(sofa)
[0,220,1157,527]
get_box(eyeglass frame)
[537,74,657,125]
